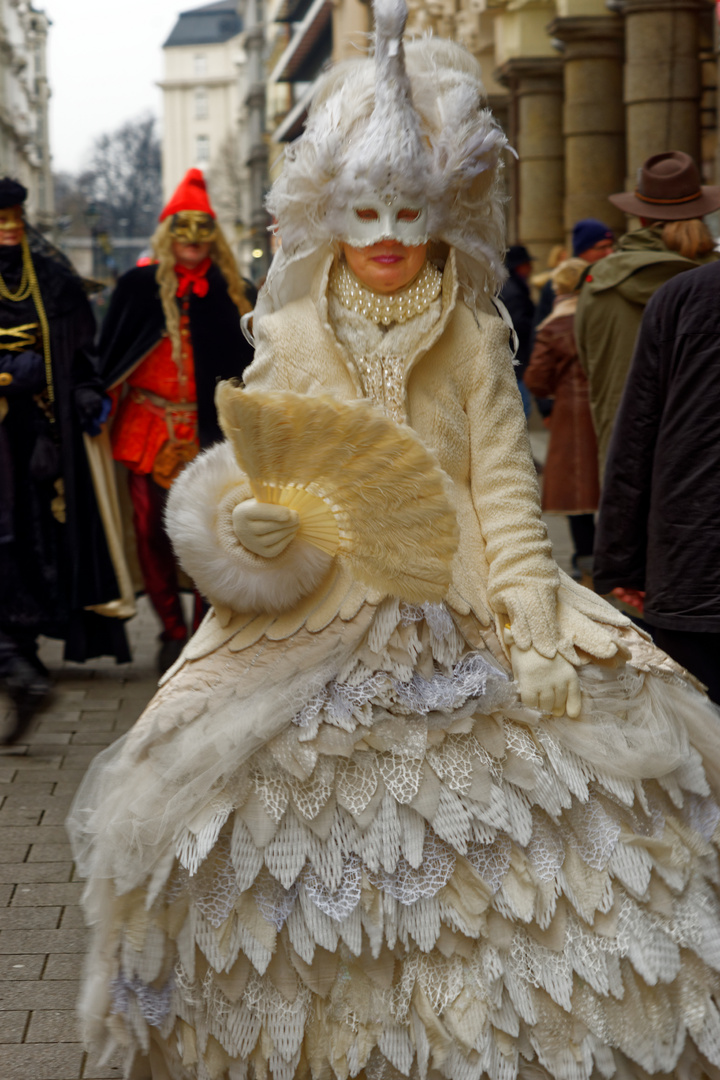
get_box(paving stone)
[0,782,55,797]
[0,929,87,953]
[0,1042,84,1078]
[41,802,77,825]
[0,1011,28,1043]
[69,731,118,746]
[0,954,46,980]
[60,905,86,929]
[0,907,62,930]
[27,841,73,862]
[9,754,64,770]
[0,980,80,1010]
[0,767,17,782]
[2,825,69,845]
[43,952,82,980]
[0,883,12,905]
[0,862,73,884]
[73,699,120,712]
[25,1008,81,1042]
[12,882,83,907]
[0,843,30,862]
[0,806,43,826]
[30,731,73,746]
[36,710,83,724]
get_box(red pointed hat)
[159,168,215,221]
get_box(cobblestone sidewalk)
[0,597,162,1080]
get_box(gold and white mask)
[169,211,217,244]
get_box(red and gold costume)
[98,171,253,659]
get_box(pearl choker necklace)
[331,259,442,325]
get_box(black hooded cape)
[98,263,254,448]
[0,243,130,663]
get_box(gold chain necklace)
[0,245,31,301]
[0,235,54,413]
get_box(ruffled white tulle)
[68,596,720,1080]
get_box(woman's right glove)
[232,499,300,558]
[508,636,582,718]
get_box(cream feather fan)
[217,383,459,604]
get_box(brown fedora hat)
[609,151,720,220]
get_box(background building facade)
[160,0,252,269]
[252,0,720,268]
[0,0,53,227]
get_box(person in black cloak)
[0,178,131,745]
[97,169,255,673]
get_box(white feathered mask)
[264,0,509,311]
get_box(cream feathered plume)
[341,0,429,201]
[261,0,510,322]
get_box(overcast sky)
[46,0,190,174]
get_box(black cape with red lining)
[98,263,254,448]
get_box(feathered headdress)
[261,0,509,318]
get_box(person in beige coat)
[67,7,720,1080]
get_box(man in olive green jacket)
[575,152,720,479]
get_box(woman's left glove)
[509,641,581,717]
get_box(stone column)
[496,57,564,265]
[623,0,705,182]
[547,16,625,238]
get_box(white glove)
[509,642,582,718]
[232,500,300,558]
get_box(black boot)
[1,656,52,745]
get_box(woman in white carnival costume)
[69,3,720,1078]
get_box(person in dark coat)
[576,152,720,478]
[0,178,130,743]
[593,260,720,702]
[98,169,255,672]
[499,244,534,416]
[524,258,599,584]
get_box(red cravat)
[174,257,212,298]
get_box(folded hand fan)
[216,383,459,603]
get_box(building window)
[196,135,210,163]
[194,53,207,76]
[195,87,208,120]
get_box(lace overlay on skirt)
[69,599,720,1080]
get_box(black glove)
[74,386,112,436]
[0,350,46,396]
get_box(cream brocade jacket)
[168,250,627,666]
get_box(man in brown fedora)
[575,151,720,479]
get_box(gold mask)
[169,211,217,244]
[0,206,25,244]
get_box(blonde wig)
[152,219,252,361]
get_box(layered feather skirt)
[68,598,720,1080]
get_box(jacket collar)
[309,247,460,396]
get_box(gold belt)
[0,322,39,351]
[130,387,198,444]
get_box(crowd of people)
[508,149,720,701]
[3,7,720,1075]
[0,169,254,742]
